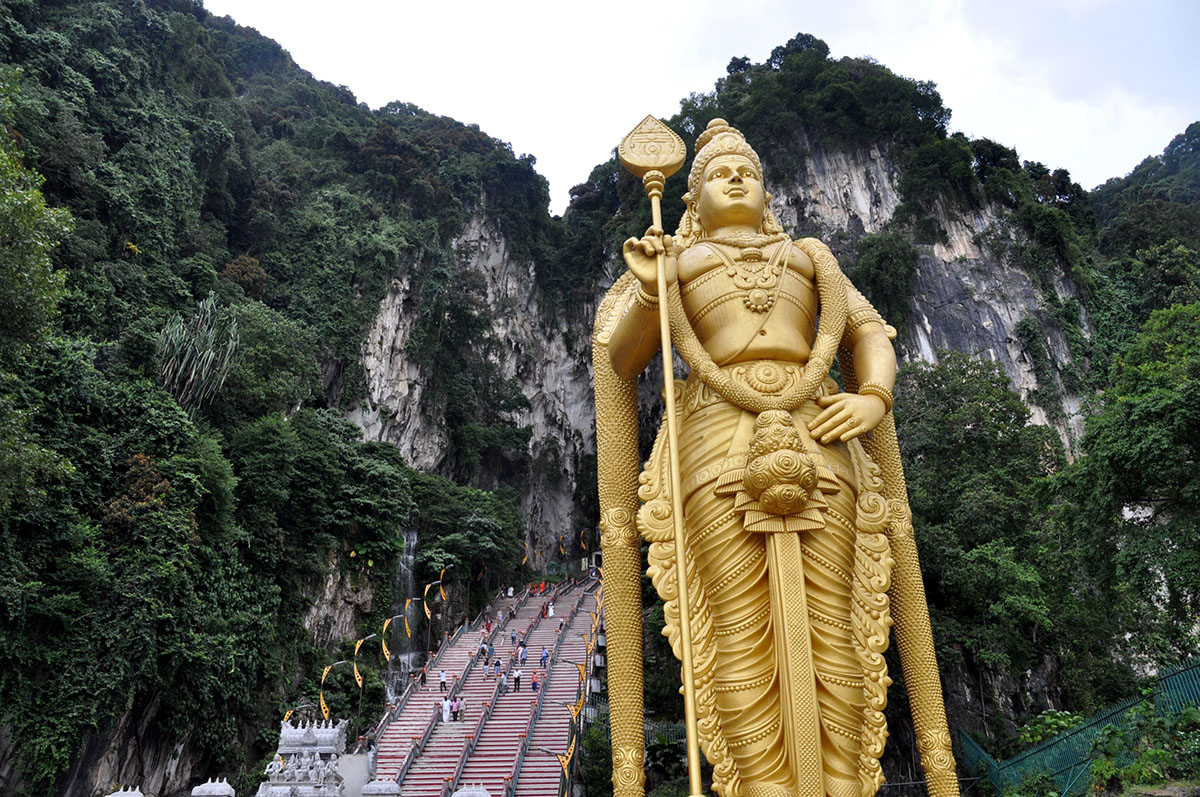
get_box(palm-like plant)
[158,292,240,416]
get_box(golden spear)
[617,116,702,797]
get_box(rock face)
[44,694,196,797]
[353,133,1087,550]
[351,213,600,554]
[771,130,1087,443]
[302,552,376,649]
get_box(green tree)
[158,293,240,417]
[1072,303,1200,656]
[0,69,69,359]
[895,352,1063,671]
[210,300,320,426]
[849,231,918,334]
[0,69,72,515]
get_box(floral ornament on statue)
[716,410,839,533]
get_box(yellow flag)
[440,584,447,602]
[320,691,330,721]
[283,709,294,723]
[439,569,447,601]
[404,617,411,638]
[575,661,586,684]
[423,583,433,619]
[354,638,365,656]
[321,665,333,686]
[383,617,393,635]
[556,734,576,780]
[354,661,362,689]
[580,529,587,551]
[382,637,391,662]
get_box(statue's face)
[695,154,765,231]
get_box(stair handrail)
[496,587,532,633]
[509,678,553,794]
[367,588,509,765]
[444,580,590,797]
[438,658,507,797]
[429,630,452,668]
[395,705,440,785]
[469,588,507,633]
[545,591,595,797]
[398,648,485,791]
[506,582,589,792]
[442,730,473,796]
[368,591,534,780]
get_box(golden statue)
[593,118,958,797]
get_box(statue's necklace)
[699,231,789,249]
[700,240,789,313]
[665,236,849,414]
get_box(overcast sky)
[201,0,1198,215]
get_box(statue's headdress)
[686,118,764,196]
[677,118,785,247]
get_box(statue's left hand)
[807,393,887,443]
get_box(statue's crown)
[687,118,764,195]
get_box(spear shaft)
[642,169,703,797]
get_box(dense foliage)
[1089,701,1200,792]
[0,0,532,791]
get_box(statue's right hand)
[622,226,677,296]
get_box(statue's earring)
[677,199,699,244]
[688,201,705,238]
[763,194,784,235]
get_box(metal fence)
[586,692,687,744]
[959,657,1200,796]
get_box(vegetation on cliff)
[0,0,533,791]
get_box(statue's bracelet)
[858,382,894,413]
[633,284,659,311]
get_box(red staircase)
[455,587,578,795]
[398,595,543,797]
[373,577,600,797]
[374,591,524,784]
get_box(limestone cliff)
[351,134,1089,551]
[350,213,600,559]
[769,129,1087,443]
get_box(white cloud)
[203,0,1197,211]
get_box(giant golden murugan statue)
[593,119,957,797]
